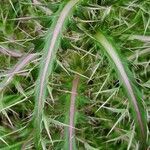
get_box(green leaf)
[93,30,147,149]
[33,0,80,148]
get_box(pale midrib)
[0,54,37,92]
[69,75,79,150]
[37,0,79,116]
[0,47,22,57]
[96,33,145,138]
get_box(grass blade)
[93,30,147,148]
[64,75,80,150]
[0,46,22,58]
[0,54,38,92]
[34,0,80,148]
[69,75,80,150]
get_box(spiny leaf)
[34,0,80,148]
[93,30,147,149]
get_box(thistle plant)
[0,0,149,150]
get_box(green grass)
[0,0,149,149]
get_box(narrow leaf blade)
[94,30,147,148]
[34,0,80,148]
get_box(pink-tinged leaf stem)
[69,75,80,150]
[0,53,38,92]
[0,47,22,58]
